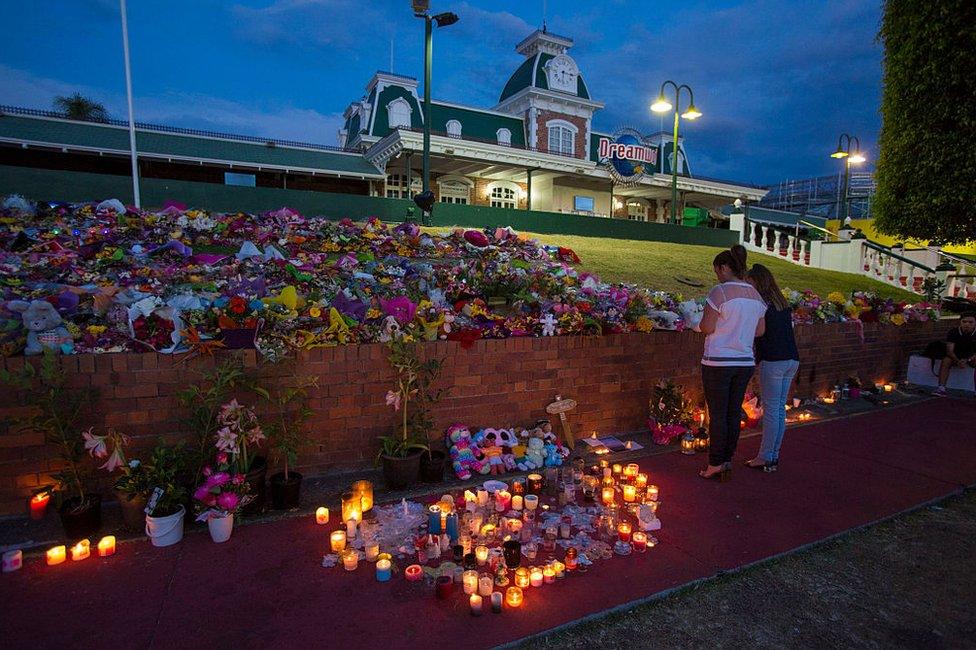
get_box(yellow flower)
[87,325,107,335]
[366,308,382,320]
[890,313,906,326]
[308,307,322,318]
[635,316,654,333]
[827,292,846,305]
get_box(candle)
[469,512,484,536]
[529,566,544,587]
[97,536,116,557]
[475,544,489,566]
[480,523,496,540]
[2,549,23,573]
[505,586,523,608]
[341,491,362,524]
[436,575,454,599]
[633,531,648,553]
[559,516,571,539]
[365,543,380,562]
[46,545,66,566]
[601,486,615,506]
[428,505,442,534]
[514,567,531,588]
[624,483,639,502]
[462,569,479,594]
[884,383,894,392]
[624,463,639,479]
[524,494,539,511]
[29,491,50,520]
[446,512,459,541]
[552,560,565,578]
[315,507,329,525]
[502,539,522,569]
[351,480,373,512]
[512,479,524,495]
[647,485,659,501]
[491,591,503,613]
[618,522,632,543]
[822,396,835,404]
[635,473,648,489]
[511,495,523,511]
[477,488,489,507]
[495,490,512,512]
[346,518,358,540]
[565,547,578,571]
[612,463,622,475]
[470,593,483,616]
[405,564,423,581]
[476,574,493,597]
[543,565,555,584]
[70,539,90,562]
[330,530,347,553]
[342,549,359,571]
[376,558,392,582]
[440,511,448,534]
[526,473,543,494]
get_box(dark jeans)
[701,364,755,466]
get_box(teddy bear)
[519,427,546,469]
[511,429,533,471]
[6,300,73,355]
[476,428,505,476]
[446,424,489,480]
[541,426,570,467]
[496,428,518,472]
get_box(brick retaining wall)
[0,319,952,515]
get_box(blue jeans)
[758,359,800,462]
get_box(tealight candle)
[612,463,622,475]
[405,564,423,581]
[622,484,637,503]
[633,531,648,553]
[71,539,90,561]
[376,558,391,582]
[2,549,23,572]
[346,518,358,540]
[543,566,555,584]
[618,522,632,543]
[315,507,329,525]
[514,567,531,588]
[529,566,544,587]
[97,536,116,557]
[330,530,347,553]
[512,495,523,511]
[342,549,359,571]
[524,494,539,511]
[601,486,615,506]
[46,545,66,566]
[479,573,494,597]
[505,586,523,608]
[462,569,479,595]
[475,544,489,566]
[884,383,894,393]
[491,591,503,613]
[635,473,648,489]
[365,543,380,562]
[29,491,50,520]
[646,485,659,501]
[470,593,483,616]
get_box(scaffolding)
[760,171,876,220]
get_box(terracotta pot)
[114,490,148,531]
[269,471,303,510]
[59,494,102,539]
[381,451,422,491]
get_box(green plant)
[921,276,946,304]
[143,441,189,517]
[379,338,446,460]
[1,350,96,508]
[648,378,694,428]
[262,375,317,480]
[83,428,150,498]
[53,93,110,122]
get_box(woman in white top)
[697,245,766,481]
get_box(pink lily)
[82,428,107,458]
[385,390,401,411]
[99,447,125,473]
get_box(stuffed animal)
[542,428,570,466]
[479,428,505,476]
[497,428,518,472]
[446,424,489,480]
[522,429,546,469]
[6,300,72,355]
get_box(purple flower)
[332,292,368,321]
[463,230,489,247]
[206,472,231,487]
[380,296,418,324]
[193,484,212,502]
[217,492,240,511]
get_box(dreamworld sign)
[598,128,658,186]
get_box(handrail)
[929,248,976,269]
[799,220,840,241]
[862,240,934,272]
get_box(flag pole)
[120,0,141,208]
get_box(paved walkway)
[2,398,974,649]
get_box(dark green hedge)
[874,0,976,245]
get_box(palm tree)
[53,93,110,122]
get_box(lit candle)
[479,573,494,596]
[822,396,835,404]
[440,510,448,532]
[405,564,423,581]
[376,558,391,582]
[884,383,894,393]
[647,485,659,502]
[351,480,373,512]
[511,495,523,511]
[475,545,489,565]
[529,566,543,587]
[495,490,512,512]
[476,488,489,507]
[97,536,116,557]
[505,586,523,608]
[480,524,496,540]
[346,518,358,540]
[565,547,578,571]
[618,522,632,543]
[612,463,622,475]
[470,593,483,616]
[633,531,648,553]
[342,549,359,571]
[524,495,539,511]
[543,565,555,584]
[46,545,66,566]
[70,539,90,561]
[330,530,347,553]
[462,569,479,595]
[514,567,531,588]
[341,491,362,524]
[624,463,639,479]
[2,549,23,573]
[315,507,329,525]
[428,504,442,534]
[365,543,380,562]
[29,491,51,520]
[601,486,615,506]
[491,591,503,613]
[635,473,648,489]
[622,484,637,503]
[527,473,543,494]
[552,560,565,578]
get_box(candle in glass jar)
[495,490,512,512]
[612,463,622,475]
[479,573,494,597]
[559,516,571,539]
[97,536,116,557]
[462,569,479,595]
[470,593,483,616]
[552,560,565,578]
[529,566,544,587]
[2,549,23,573]
[633,531,648,552]
[512,479,524,495]
[635,473,648,489]
[491,591,503,613]
[622,484,637,503]
[46,545,66,566]
[71,539,90,561]
[527,473,543,494]
[346,518,358,540]
[543,565,555,584]
[524,494,539,511]
[436,575,454,599]
[511,495,523,511]
[565,547,578,571]
[618,522,632,543]
[330,530,347,553]
[601,486,615,506]
[514,567,531,588]
[624,463,639,479]
[351,480,373,512]
[405,564,423,581]
[365,543,380,562]
[315,507,329,525]
[475,544,489,565]
[647,485,659,501]
[505,586,523,608]
[29,491,50,520]
[376,558,391,581]
[342,549,359,571]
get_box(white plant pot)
[208,513,234,543]
[145,505,185,547]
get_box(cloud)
[229,0,387,55]
[0,64,344,147]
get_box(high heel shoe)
[699,463,732,482]
[744,458,767,470]
[764,460,779,473]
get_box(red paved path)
[2,398,974,649]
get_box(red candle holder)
[29,492,50,520]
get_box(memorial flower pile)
[785,288,937,326]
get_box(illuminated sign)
[598,128,657,186]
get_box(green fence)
[0,165,737,247]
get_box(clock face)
[546,55,578,93]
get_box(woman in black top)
[745,264,800,471]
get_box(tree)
[53,93,110,122]
[874,1,976,245]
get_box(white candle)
[512,495,523,510]
[315,507,329,525]
[330,530,347,553]
[342,550,359,571]
[530,566,543,587]
[2,549,22,573]
[479,573,494,596]
[477,489,489,507]
[346,518,358,539]
[470,593,483,616]
[365,543,380,562]
[462,569,479,595]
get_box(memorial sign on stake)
[547,394,578,450]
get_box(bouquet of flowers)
[131,312,176,350]
[647,378,695,445]
[193,399,263,521]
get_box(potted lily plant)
[83,428,150,530]
[144,442,189,547]
[265,376,317,510]
[1,350,100,538]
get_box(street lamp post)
[651,81,701,224]
[829,133,866,221]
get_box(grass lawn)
[426,227,917,300]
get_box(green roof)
[499,57,537,102]
[499,53,591,102]
[0,114,383,177]
[429,103,526,146]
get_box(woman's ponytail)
[712,244,748,279]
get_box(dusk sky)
[0,0,883,185]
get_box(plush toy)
[541,427,571,466]
[497,428,518,472]
[521,427,546,469]
[6,300,72,355]
[479,428,505,476]
[447,424,489,480]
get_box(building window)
[627,201,646,221]
[387,98,412,129]
[546,121,576,156]
[224,172,256,187]
[490,186,517,209]
[385,174,422,198]
[438,178,471,204]
[446,119,462,139]
[496,128,512,146]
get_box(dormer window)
[387,98,412,129]
[446,119,462,139]
[496,128,512,146]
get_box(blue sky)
[0,0,882,185]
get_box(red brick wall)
[535,110,588,159]
[0,320,951,514]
